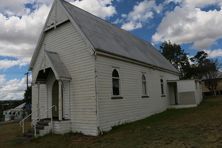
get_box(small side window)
[112,69,120,96]
[142,74,147,96]
[160,78,165,96]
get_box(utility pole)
[24,72,29,90]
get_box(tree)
[190,51,208,79]
[160,41,191,79]
[203,59,221,96]
[24,86,32,114]
[24,86,31,104]
[189,51,221,95]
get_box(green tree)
[190,51,208,79]
[24,86,32,104]
[160,41,191,79]
[202,59,221,95]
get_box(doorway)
[52,80,59,118]
[168,82,178,105]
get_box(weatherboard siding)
[32,85,38,120]
[39,84,48,119]
[31,84,47,120]
[63,81,70,119]
[42,22,97,135]
[96,55,179,131]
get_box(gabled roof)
[45,51,71,80]
[30,0,178,74]
[60,0,178,73]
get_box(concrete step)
[23,128,40,138]
[23,119,52,138]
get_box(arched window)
[160,78,164,95]
[142,74,147,96]
[112,69,120,96]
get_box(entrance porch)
[31,51,72,136]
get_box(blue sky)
[0,0,222,100]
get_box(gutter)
[95,49,180,76]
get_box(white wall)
[176,80,203,105]
[32,84,47,120]
[39,84,48,119]
[32,85,38,120]
[195,81,203,104]
[96,55,179,132]
[177,80,195,92]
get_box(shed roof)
[14,103,26,109]
[61,0,178,73]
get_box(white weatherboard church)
[28,0,201,137]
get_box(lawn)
[1,96,222,148]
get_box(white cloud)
[204,49,222,58]
[70,0,116,19]
[0,4,50,64]
[121,21,142,31]
[0,59,28,70]
[164,0,222,7]
[0,0,117,68]
[0,75,31,100]
[182,0,222,8]
[152,6,222,49]
[0,0,31,16]
[121,0,162,31]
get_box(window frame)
[160,78,166,97]
[141,74,149,98]
[111,68,123,99]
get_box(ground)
[1,96,222,148]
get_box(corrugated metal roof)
[14,103,26,109]
[46,51,71,80]
[61,0,178,73]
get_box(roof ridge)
[62,0,151,46]
[60,0,178,73]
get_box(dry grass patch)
[1,96,222,148]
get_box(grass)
[1,96,222,148]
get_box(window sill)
[141,95,149,98]
[111,96,123,99]
[161,95,166,97]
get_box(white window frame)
[142,73,148,97]
[160,78,165,96]
[111,68,122,99]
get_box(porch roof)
[45,51,71,80]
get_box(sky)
[1,0,222,100]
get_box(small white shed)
[3,103,27,121]
[168,80,203,108]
